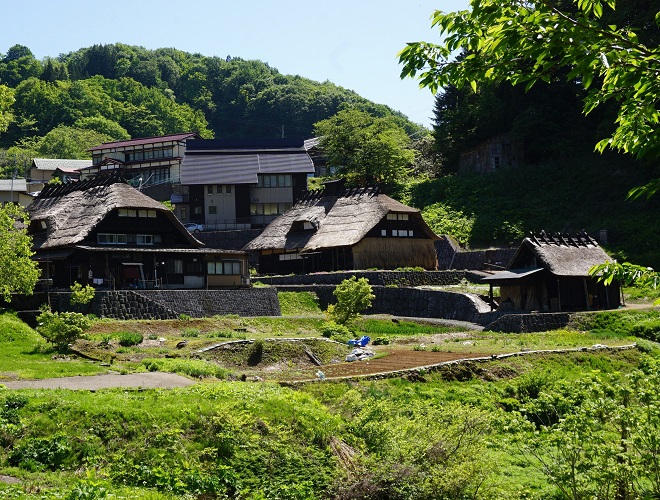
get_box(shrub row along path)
[1,372,196,390]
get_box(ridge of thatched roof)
[514,231,610,277]
[28,177,200,250]
[244,187,438,252]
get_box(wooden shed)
[482,231,621,311]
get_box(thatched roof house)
[27,173,248,290]
[244,180,440,273]
[482,231,620,311]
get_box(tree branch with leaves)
[399,0,660,198]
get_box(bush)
[69,282,95,305]
[320,321,353,342]
[630,320,660,341]
[117,332,143,347]
[182,328,200,338]
[36,307,91,352]
[372,336,391,345]
[327,276,375,325]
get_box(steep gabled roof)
[88,132,201,152]
[244,186,438,252]
[27,174,200,250]
[510,231,610,277]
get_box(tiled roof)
[0,178,28,192]
[88,132,201,152]
[32,159,92,171]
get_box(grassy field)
[0,293,658,498]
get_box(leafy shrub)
[327,276,375,325]
[36,307,91,352]
[372,336,391,345]
[142,358,232,379]
[69,282,95,305]
[182,328,200,338]
[320,321,352,343]
[117,332,143,347]
[179,313,191,321]
[630,320,660,341]
[9,434,73,470]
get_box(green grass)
[355,318,467,336]
[0,312,107,380]
[278,291,322,316]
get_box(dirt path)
[1,372,196,390]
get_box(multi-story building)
[80,132,202,201]
[179,138,314,229]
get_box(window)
[207,185,213,195]
[257,174,292,188]
[116,234,127,244]
[194,206,202,215]
[279,253,303,261]
[118,209,137,217]
[97,233,116,244]
[208,205,217,215]
[138,210,148,218]
[148,210,156,218]
[387,213,409,221]
[381,229,387,237]
[136,234,154,245]
[250,203,291,216]
[207,261,242,275]
[225,185,232,194]
[167,259,183,274]
[180,207,188,221]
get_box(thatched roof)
[27,175,200,250]
[512,231,610,277]
[244,185,438,252]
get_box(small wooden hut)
[482,231,621,311]
[244,180,440,273]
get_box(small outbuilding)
[244,179,440,273]
[482,231,621,312]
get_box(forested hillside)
[0,43,423,164]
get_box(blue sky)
[1,0,468,128]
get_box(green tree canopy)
[314,108,415,186]
[0,84,14,134]
[0,204,40,302]
[399,0,660,197]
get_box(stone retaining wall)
[258,270,486,287]
[275,284,500,325]
[483,312,574,333]
[46,288,280,319]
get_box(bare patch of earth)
[290,350,492,380]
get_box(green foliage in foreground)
[0,313,105,379]
[0,350,653,499]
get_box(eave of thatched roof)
[27,182,200,250]
[510,233,611,277]
[244,188,438,252]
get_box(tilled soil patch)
[296,350,491,379]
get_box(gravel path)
[1,372,196,390]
